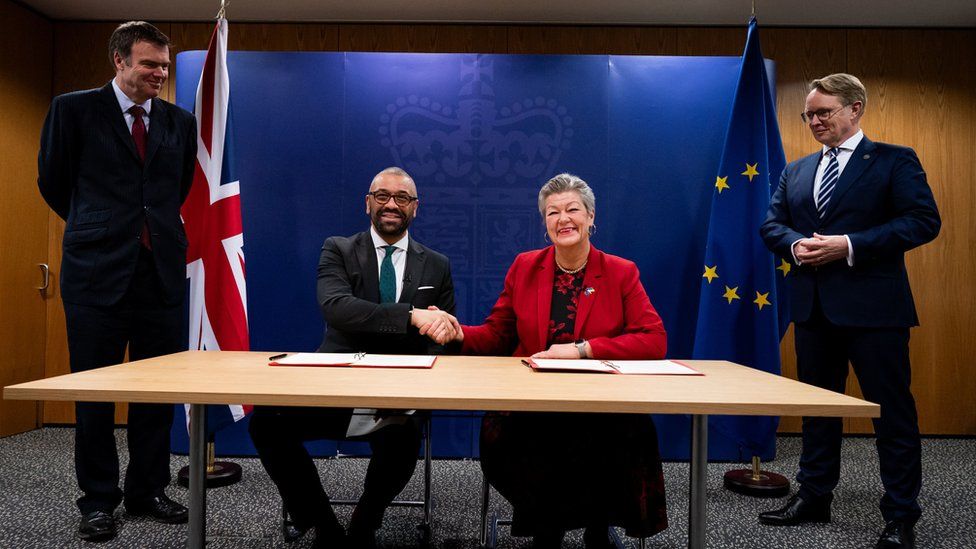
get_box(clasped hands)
[794,233,849,267]
[411,306,463,345]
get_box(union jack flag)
[181,18,251,431]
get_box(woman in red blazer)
[456,173,669,548]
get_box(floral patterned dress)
[479,267,669,538]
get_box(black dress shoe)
[125,494,188,524]
[877,520,915,549]
[281,509,310,543]
[78,510,116,542]
[758,493,832,526]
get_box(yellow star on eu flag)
[741,162,760,182]
[702,265,719,284]
[777,258,791,276]
[715,176,729,193]
[722,285,740,304]
[754,291,771,310]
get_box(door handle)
[37,263,49,291]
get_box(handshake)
[409,306,463,345]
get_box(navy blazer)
[760,137,940,328]
[316,231,457,354]
[38,83,197,307]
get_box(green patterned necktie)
[380,245,397,303]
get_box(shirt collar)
[111,78,152,116]
[823,129,864,155]
[369,226,409,252]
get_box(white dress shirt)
[111,79,151,132]
[792,130,863,267]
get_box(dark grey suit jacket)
[37,83,197,307]
[316,231,457,354]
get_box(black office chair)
[282,414,434,545]
[479,475,645,549]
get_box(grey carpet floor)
[0,428,973,548]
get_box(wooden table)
[4,351,879,549]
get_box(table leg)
[688,414,708,549]
[188,404,207,549]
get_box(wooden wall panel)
[675,27,745,56]
[847,29,976,435]
[38,21,976,435]
[0,0,51,437]
[509,25,615,54]
[604,27,675,55]
[339,24,506,53]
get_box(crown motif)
[379,55,572,185]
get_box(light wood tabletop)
[3,350,879,418]
[2,350,880,549]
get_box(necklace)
[555,257,587,274]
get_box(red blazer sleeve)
[585,259,667,361]
[460,256,521,356]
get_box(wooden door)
[0,2,52,437]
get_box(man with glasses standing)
[759,74,940,549]
[249,167,458,548]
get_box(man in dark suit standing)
[759,74,940,549]
[37,21,196,542]
[249,167,458,549]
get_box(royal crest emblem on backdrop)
[378,55,573,186]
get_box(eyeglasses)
[800,105,848,124]
[367,191,418,207]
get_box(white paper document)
[270,352,436,368]
[527,358,700,375]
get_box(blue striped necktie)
[816,147,840,219]
[379,245,397,303]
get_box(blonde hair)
[810,73,867,110]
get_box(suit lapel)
[143,98,165,169]
[574,246,602,339]
[98,84,141,164]
[355,232,380,303]
[821,138,877,223]
[399,238,425,304]
[536,247,555,351]
[797,153,821,222]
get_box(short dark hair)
[108,21,170,66]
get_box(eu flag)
[692,18,790,459]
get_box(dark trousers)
[249,406,422,531]
[63,248,183,515]
[794,299,922,524]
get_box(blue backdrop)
[171,51,777,462]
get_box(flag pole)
[717,7,791,499]
[176,4,247,490]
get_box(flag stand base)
[723,456,790,498]
[177,441,242,489]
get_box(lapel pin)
[863,154,870,160]
[584,287,595,296]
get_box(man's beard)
[370,206,411,237]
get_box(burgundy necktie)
[128,106,152,250]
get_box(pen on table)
[520,359,531,368]
[268,353,288,361]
